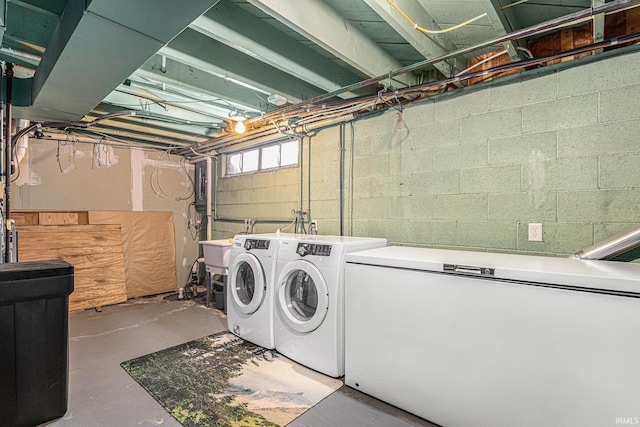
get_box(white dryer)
[274,234,387,377]
[227,234,279,349]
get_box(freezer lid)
[345,246,640,295]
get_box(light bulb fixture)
[229,110,247,134]
[234,120,246,133]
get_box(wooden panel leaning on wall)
[18,225,128,311]
[88,211,177,299]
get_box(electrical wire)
[378,87,403,113]
[150,150,195,201]
[501,0,529,10]
[387,0,487,35]
[455,49,510,76]
[187,201,204,240]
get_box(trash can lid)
[0,260,74,281]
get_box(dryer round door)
[229,252,266,315]
[277,259,329,333]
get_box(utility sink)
[200,239,233,275]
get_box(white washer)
[274,234,387,377]
[227,234,279,349]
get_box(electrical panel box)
[194,160,214,208]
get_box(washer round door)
[277,259,329,333]
[229,253,266,315]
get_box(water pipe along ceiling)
[0,0,638,156]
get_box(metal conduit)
[4,64,13,263]
[191,113,358,154]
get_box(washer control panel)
[244,239,270,250]
[296,242,332,257]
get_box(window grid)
[225,140,299,176]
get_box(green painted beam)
[249,0,417,87]
[162,28,328,104]
[4,1,58,48]
[481,0,521,62]
[191,0,363,97]
[592,0,605,43]
[0,0,5,45]
[135,55,266,114]
[362,0,466,76]
[103,89,223,133]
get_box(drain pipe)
[0,64,4,263]
[206,155,213,239]
[14,119,30,168]
[4,63,13,263]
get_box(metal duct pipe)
[574,225,640,260]
[293,113,357,134]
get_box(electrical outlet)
[528,223,543,242]
[311,220,318,232]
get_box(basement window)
[225,140,299,176]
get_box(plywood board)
[88,211,177,298]
[39,212,79,225]
[11,211,39,226]
[18,225,128,311]
[38,211,89,225]
[13,210,90,226]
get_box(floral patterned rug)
[121,331,342,426]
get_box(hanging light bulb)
[229,110,247,134]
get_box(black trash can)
[0,260,74,427]
[213,284,225,312]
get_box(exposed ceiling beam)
[490,0,523,32]
[190,0,363,98]
[22,0,218,122]
[3,0,58,49]
[102,89,222,136]
[247,0,418,88]
[362,0,466,77]
[135,55,267,114]
[482,0,521,62]
[592,0,605,43]
[90,103,214,142]
[160,28,329,104]
[120,81,234,120]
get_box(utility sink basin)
[200,239,233,275]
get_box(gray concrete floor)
[48,292,438,427]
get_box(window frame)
[223,139,299,177]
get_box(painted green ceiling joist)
[0,0,5,47]
[136,55,267,114]
[162,28,329,105]
[191,0,364,97]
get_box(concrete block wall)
[213,160,301,237]
[213,49,640,256]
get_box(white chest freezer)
[344,246,640,427]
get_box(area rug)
[121,331,343,426]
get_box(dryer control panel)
[296,243,332,257]
[244,239,270,250]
